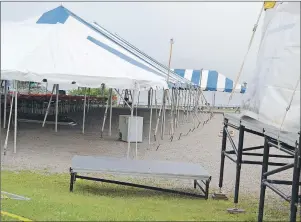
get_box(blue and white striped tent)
[172,69,246,93]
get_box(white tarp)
[242,2,300,133]
[1,22,168,90]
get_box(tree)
[68,86,115,97]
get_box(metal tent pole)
[42,84,56,127]
[3,93,14,155]
[108,88,113,137]
[82,87,87,134]
[148,88,153,146]
[55,84,59,132]
[13,80,18,153]
[127,87,136,159]
[101,95,109,138]
[3,80,8,128]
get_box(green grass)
[1,170,289,221]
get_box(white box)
[118,115,144,142]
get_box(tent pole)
[101,96,109,138]
[148,88,153,146]
[3,80,8,129]
[108,88,113,137]
[127,87,136,159]
[87,88,90,113]
[13,80,18,153]
[135,86,140,159]
[42,84,56,127]
[101,84,105,107]
[82,87,87,134]
[167,90,174,140]
[3,93,14,155]
[161,89,166,140]
[55,84,59,132]
[154,91,164,142]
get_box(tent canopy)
[34,6,191,87]
[1,7,170,90]
[172,69,246,93]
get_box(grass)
[1,170,289,221]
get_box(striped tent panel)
[172,69,246,93]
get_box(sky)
[1,1,264,105]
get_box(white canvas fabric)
[242,2,300,133]
[1,22,168,90]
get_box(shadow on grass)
[75,181,205,200]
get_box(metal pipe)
[148,88,153,146]
[13,80,18,153]
[55,84,59,132]
[258,136,270,222]
[108,88,113,136]
[218,118,228,190]
[234,125,245,204]
[127,87,136,159]
[3,80,8,128]
[82,87,87,134]
[289,137,300,222]
[101,96,109,138]
[42,84,56,127]
[3,94,14,155]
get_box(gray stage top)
[224,113,299,147]
[71,155,210,181]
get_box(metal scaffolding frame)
[217,113,300,220]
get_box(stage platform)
[224,113,299,147]
[218,113,300,222]
[69,155,211,199]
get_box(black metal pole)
[233,125,245,205]
[69,169,75,192]
[289,138,300,222]
[218,118,228,190]
[258,136,270,222]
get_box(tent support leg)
[3,93,14,155]
[42,84,55,127]
[55,84,59,132]
[109,88,113,137]
[82,87,87,134]
[148,88,153,147]
[13,80,18,154]
[3,80,8,129]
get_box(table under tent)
[1,6,212,199]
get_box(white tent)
[242,2,300,133]
[1,22,168,90]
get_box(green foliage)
[68,87,115,97]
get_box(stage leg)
[219,118,228,190]
[234,125,245,204]
[289,137,300,222]
[258,136,270,222]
